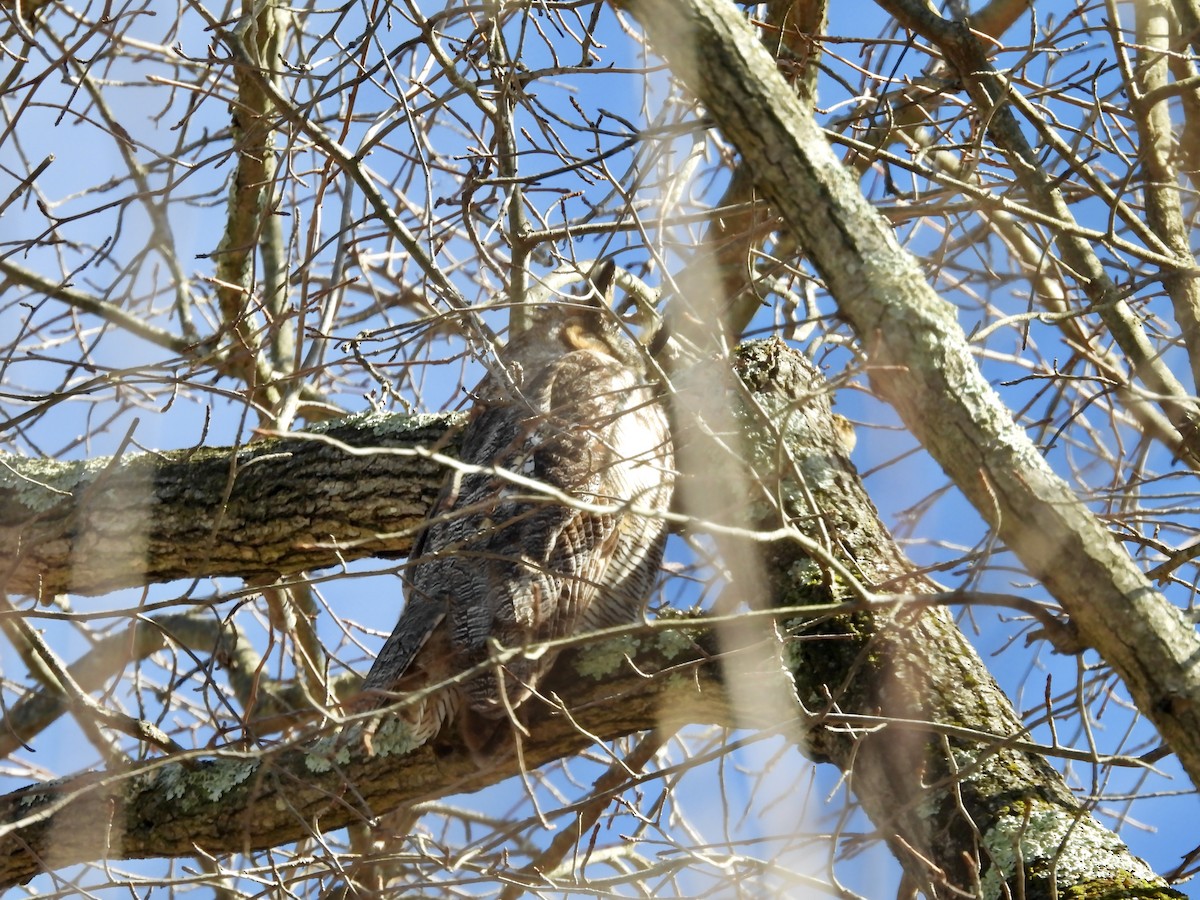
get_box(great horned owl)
[357,269,674,750]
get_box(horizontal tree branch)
[0,620,723,889]
[0,598,1166,895]
[0,413,464,598]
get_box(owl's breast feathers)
[357,317,674,741]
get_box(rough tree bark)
[0,414,462,598]
[0,343,1172,898]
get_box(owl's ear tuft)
[585,260,668,357]
[587,259,618,309]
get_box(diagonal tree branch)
[873,0,1200,453]
[615,0,1200,794]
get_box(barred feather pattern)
[358,312,675,748]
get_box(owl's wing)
[356,436,470,705]
[354,396,532,709]
[358,596,445,702]
[447,350,643,713]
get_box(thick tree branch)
[0,414,463,598]
[0,625,712,889]
[0,587,1164,895]
[689,341,1169,899]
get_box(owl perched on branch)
[356,265,675,752]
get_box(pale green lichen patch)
[384,411,459,432]
[575,634,641,679]
[979,800,1157,900]
[649,609,704,661]
[306,409,406,434]
[0,449,168,514]
[663,672,694,694]
[155,759,259,809]
[655,627,698,661]
[306,409,462,438]
[367,716,424,757]
[788,558,823,588]
[305,733,352,772]
[200,759,258,801]
[0,456,98,513]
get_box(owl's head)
[520,264,667,369]
[507,261,665,374]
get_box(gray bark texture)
[0,413,462,598]
[0,343,1173,899]
[617,0,1200,794]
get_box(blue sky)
[2,0,1198,895]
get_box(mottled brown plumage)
[357,276,674,750]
